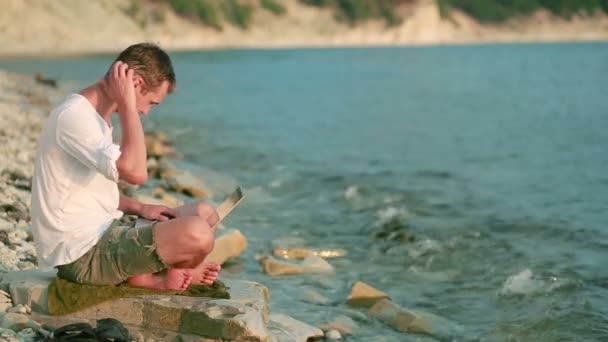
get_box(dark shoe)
[52,322,97,341]
[94,318,131,342]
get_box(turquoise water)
[2,42,608,341]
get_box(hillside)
[0,0,607,56]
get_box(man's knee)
[182,217,215,255]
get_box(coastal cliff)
[1,0,607,56]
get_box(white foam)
[499,269,544,296]
[407,239,443,259]
[375,206,411,225]
[269,179,283,188]
[344,185,359,200]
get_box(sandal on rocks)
[52,322,98,341]
[94,318,131,342]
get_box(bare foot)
[192,262,221,285]
[127,268,193,291]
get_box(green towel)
[48,277,230,316]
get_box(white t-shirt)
[31,93,124,270]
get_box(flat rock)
[0,270,274,341]
[267,313,323,342]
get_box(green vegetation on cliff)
[439,0,608,22]
[156,0,608,30]
[301,0,608,24]
[162,0,285,30]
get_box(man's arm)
[119,194,178,221]
[119,194,144,216]
[108,62,148,185]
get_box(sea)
[1,42,607,341]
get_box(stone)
[133,194,166,207]
[160,193,184,208]
[267,313,323,342]
[15,327,38,342]
[368,299,462,339]
[145,131,175,158]
[0,289,11,299]
[205,230,248,265]
[259,255,334,276]
[272,237,347,259]
[133,193,184,208]
[7,304,26,314]
[319,315,357,335]
[346,281,390,308]
[326,329,342,340]
[1,270,274,341]
[0,312,41,331]
[167,171,211,199]
[0,269,53,313]
[302,289,329,305]
[0,302,12,313]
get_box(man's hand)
[106,61,137,115]
[139,204,178,221]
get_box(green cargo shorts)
[57,220,167,285]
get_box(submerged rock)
[267,313,323,342]
[258,255,334,276]
[166,170,212,199]
[272,237,347,260]
[368,299,462,339]
[346,281,390,308]
[319,315,358,336]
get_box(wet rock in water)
[346,281,390,308]
[325,329,342,340]
[258,255,334,276]
[319,315,358,336]
[166,170,211,199]
[145,131,175,159]
[301,289,330,305]
[267,313,323,342]
[205,229,248,265]
[368,299,462,339]
[370,217,415,243]
[272,237,348,260]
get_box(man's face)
[134,79,170,116]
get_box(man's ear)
[133,74,144,89]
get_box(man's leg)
[126,216,215,290]
[173,201,222,285]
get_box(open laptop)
[134,186,245,229]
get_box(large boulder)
[205,229,248,265]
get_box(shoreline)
[1,38,606,60]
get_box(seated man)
[31,43,220,291]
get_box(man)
[31,43,220,291]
